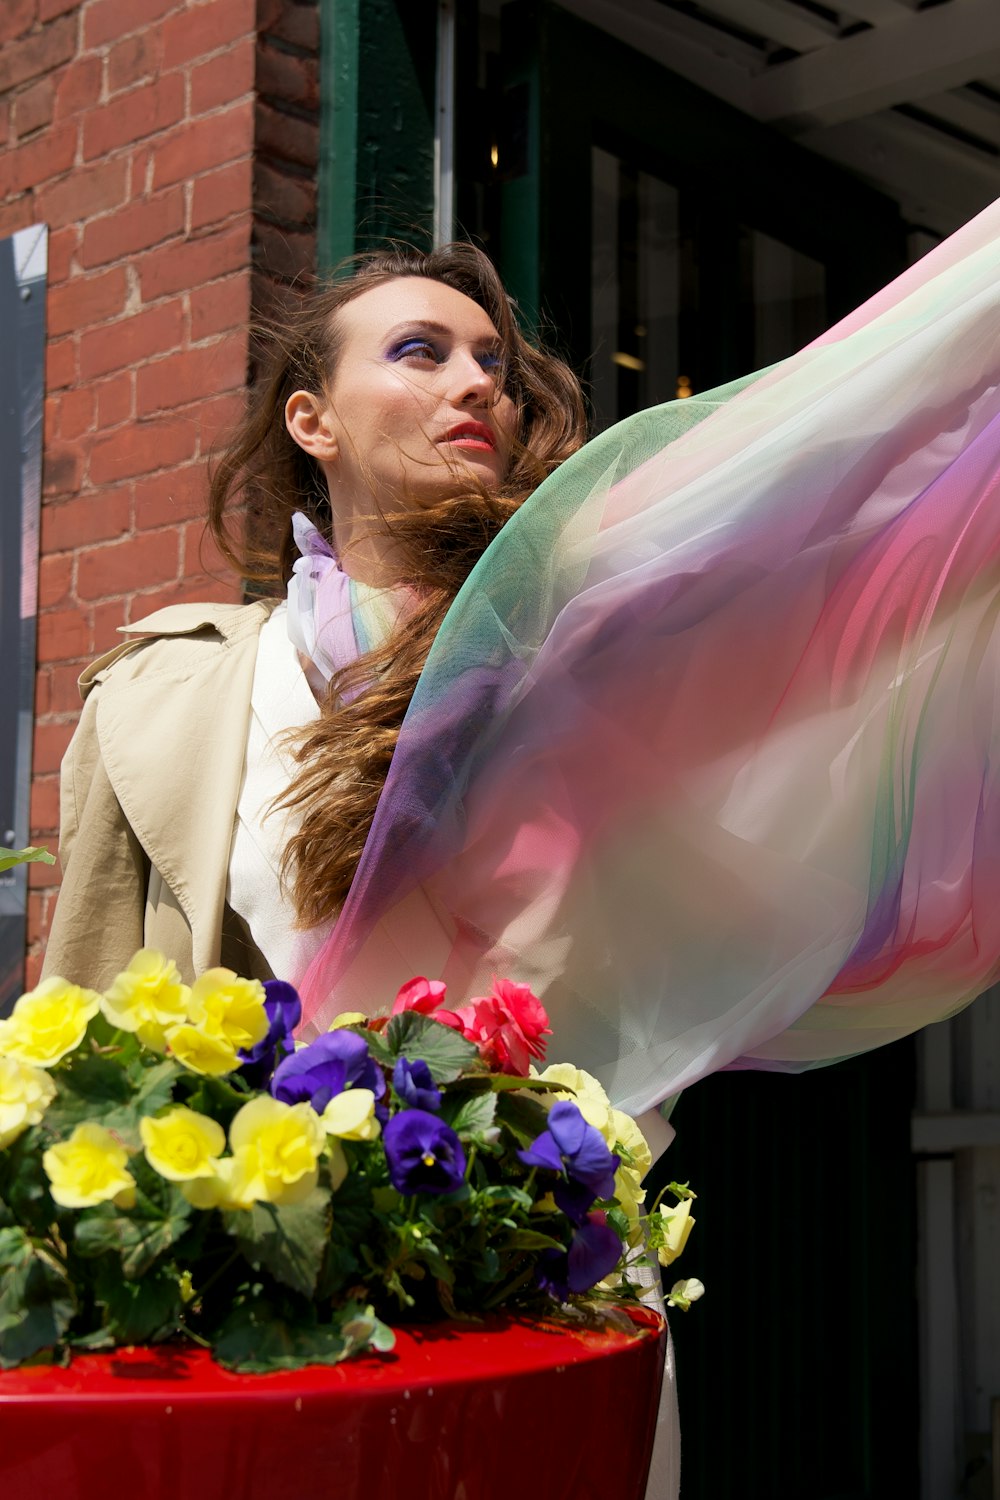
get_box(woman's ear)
[285,390,340,462]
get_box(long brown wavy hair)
[208,241,588,928]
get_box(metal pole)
[434,0,456,247]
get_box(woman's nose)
[447,349,495,406]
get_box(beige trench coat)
[43,600,276,990]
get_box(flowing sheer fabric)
[299,198,1000,1117]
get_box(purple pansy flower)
[537,1212,623,1300]
[239,980,302,1088]
[392,1057,442,1113]
[270,1030,384,1115]
[518,1101,620,1201]
[383,1109,466,1195]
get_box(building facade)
[1,2,998,1496]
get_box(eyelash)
[390,338,502,374]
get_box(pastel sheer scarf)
[297,198,1000,1118]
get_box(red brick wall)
[0,0,320,982]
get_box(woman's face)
[289,277,518,526]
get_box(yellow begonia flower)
[227,1095,326,1205]
[657,1197,695,1267]
[43,1122,135,1209]
[180,1155,255,1211]
[0,1054,56,1149]
[185,969,269,1052]
[0,977,101,1067]
[140,1106,226,1181]
[167,1025,241,1077]
[321,1088,380,1141]
[537,1063,616,1141]
[102,949,191,1052]
[667,1277,705,1311]
[328,1012,367,1030]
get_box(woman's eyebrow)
[384,319,501,348]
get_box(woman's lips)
[441,422,496,451]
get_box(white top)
[226,604,331,985]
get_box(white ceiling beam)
[833,0,916,24]
[694,0,836,54]
[748,0,1000,127]
[556,0,761,113]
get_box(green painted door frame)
[318,0,438,270]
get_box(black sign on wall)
[1,224,47,1015]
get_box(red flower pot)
[0,1308,665,1500]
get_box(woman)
[42,242,586,995]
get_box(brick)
[137,220,248,300]
[46,661,89,714]
[83,0,175,49]
[47,223,77,282]
[1,123,77,197]
[57,385,95,441]
[83,73,185,161]
[33,719,76,776]
[191,389,243,454]
[42,488,131,551]
[181,516,234,578]
[0,100,9,149]
[33,670,52,717]
[258,0,318,53]
[153,100,254,189]
[77,529,181,600]
[161,0,254,68]
[95,370,132,429]
[37,606,90,663]
[190,158,252,231]
[189,270,249,341]
[0,0,38,47]
[0,196,34,240]
[48,264,128,337]
[134,464,207,527]
[45,336,76,390]
[39,0,80,19]
[92,598,128,650]
[38,553,73,608]
[253,157,314,228]
[54,56,102,122]
[136,336,246,415]
[14,76,55,139]
[256,39,318,112]
[36,158,128,231]
[29,777,61,837]
[255,100,318,171]
[79,299,184,380]
[27,889,49,946]
[254,218,314,285]
[89,414,197,483]
[80,188,184,269]
[190,36,254,115]
[0,14,75,94]
[107,28,163,94]
[42,443,84,497]
[23,953,43,989]
[134,572,241,614]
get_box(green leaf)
[501,1228,566,1252]
[93,1256,181,1345]
[383,1013,481,1083]
[43,1053,132,1141]
[177,1073,250,1132]
[495,1090,551,1146]
[440,1089,498,1136]
[74,1160,193,1279]
[0,846,55,874]
[213,1296,394,1372]
[0,1226,75,1368]
[223,1187,331,1300]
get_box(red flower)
[391,977,448,1015]
[442,979,551,1076]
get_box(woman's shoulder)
[79,599,279,701]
